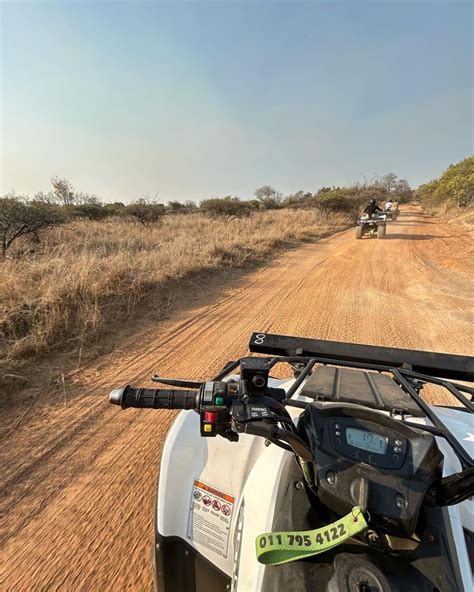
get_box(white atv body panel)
[410,407,474,591]
[156,378,474,591]
[158,378,295,590]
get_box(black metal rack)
[248,332,474,382]
[210,332,473,469]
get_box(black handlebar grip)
[109,385,198,410]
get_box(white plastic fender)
[157,408,268,577]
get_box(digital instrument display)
[346,427,388,454]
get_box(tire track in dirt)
[1,207,473,591]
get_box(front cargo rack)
[209,332,473,470]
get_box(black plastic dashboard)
[298,402,444,537]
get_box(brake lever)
[151,375,203,388]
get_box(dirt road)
[1,207,473,591]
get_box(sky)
[1,1,473,203]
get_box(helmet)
[370,199,376,205]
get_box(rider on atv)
[363,198,383,218]
[384,199,393,211]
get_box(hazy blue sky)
[1,1,473,202]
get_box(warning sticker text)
[187,480,235,558]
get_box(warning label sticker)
[187,480,235,558]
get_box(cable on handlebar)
[427,467,474,506]
[243,422,313,462]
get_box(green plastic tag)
[256,506,368,565]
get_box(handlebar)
[109,385,198,410]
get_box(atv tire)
[377,225,386,239]
[356,226,363,240]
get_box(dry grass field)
[0,209,349,381]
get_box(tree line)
[415,156,473,209]
[1,173,412,256]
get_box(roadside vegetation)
[0,208,349,385]
[1,171,412,386]
[416,156,474,224]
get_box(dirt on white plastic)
[1,206,473,591]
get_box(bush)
[283,191,314,208]
[126,199,166,225]
[278,176,412,216]
[166,200,199,214]
[103,202,127,217]
[416,156,474,209]
[73,203,108,221]
[0,195,65,256]
[200,196,253,220]
[254,185,283,209]
[315,190,364,218]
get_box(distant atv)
[356,214,386,239]
[383,201,400,222]
[383,211,396,222]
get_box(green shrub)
[416,156,474,209]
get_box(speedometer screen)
[346,428,388,454]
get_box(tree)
[441,157,474,207]
[378,173,399,194]
[51,177,76,206]
[0,195,65,256]
[393,178,412,202]
[126,198,166,225]
[416,156,474,208]
[254,185,283,209]
[371,174,412,202]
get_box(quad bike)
[382,210,396,223]
[383,209,399,223]
[109,332,474,592]
[383,202,400,222]
[356,214,387,239]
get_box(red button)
[204,411,218,422]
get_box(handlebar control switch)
[198,381,233,438]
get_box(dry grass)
[422,198,474,227]
[0,209,349,375]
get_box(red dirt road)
[1,207,473,591]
